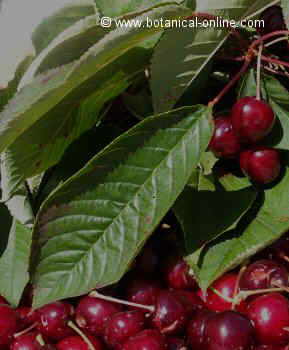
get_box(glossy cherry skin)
[76,296,121,336]
[247,293,289,345]
[205,311,254,350]
[197,273,246,312]
[172,290,204,317]
[152,290,187,335]
[0,304,17,347]
[187,309,216,350]
[11,333,43,350]
[209,116,241,158]
[17,307,38,330]
[104,311,145,348]
[37,302,74,341]
[126,280,161,312]
[121,330,166,350]
[240,147,281,184]
[166,337,186,350]
[254,346,286,350]
[56,335,103,350]
[240,259,289,290]
[232,97,275,144]
[165,258,197,290]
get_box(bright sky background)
[0,0,71,86]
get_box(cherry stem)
[237,287,287,302]
[209,54,253,107]
[36,335,45,347]
[68,321,95,350]
[261,55,289,69]
[265,36,289,48]
[89,291,155,313]
[14,323,38,338]
[251,30,289,50]
[264,65,289,77]
[256,44,263,100]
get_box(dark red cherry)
[247,293,289,345]
[0,296,8,305]
[165,258,197,290]
[152,290,187,335]
[197,273,243,312]
[254,346,286,350]
[56,335,103,350]
[240,259,289,290]
[76,296,121,336]
[266,234,289,264]
[240,147,281,184]
[166,337,186,350]
[0,304,17,347]
[187,309,216,350]
[121,330,166,350]
[172,290,204,317]
[11,333,43,350]
[104,311,145,348]
[232,97,275,144]
[205,311,254,350]
[37,302,74,341]
[137,244,160,276]
[17,307,38,330]
[209,116,241,158]
[127,280,161,312]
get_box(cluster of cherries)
[3,232,289,350]
[209,96,281,185]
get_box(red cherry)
[209,116,241,158]
[166,337,186,350]
[0,296,8,305]
[11,333,42,350]
[266,234,289,265]
[205,311,254,350]
[165,259,196,290]
[37,302,74,341]
[240,147,281,184]
[17,307,38,330]
[0,304,17,347]
[254,346,286,350]
[247,293,289,345]
[240,259,289,290]
[76,296,121,336]
[187,309,216,350]
[126,280,161,312]
[104,311,145,348]
[172,290,204,317]
[56,335,103,350]
[231,97,275,144]
[197,273,243,312]
[121,330,166,350]
[151,290,187,335]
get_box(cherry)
[172,290,204,317]
[240,259,289,290]
[0,296,8,305]
[11,333,43,350]
[126,280,161,312]
[17,307,38,330]
[187,309,216,350]
[166,337,186,350]
[76,296,121,336]
[151,290,187,335]
[266,234,289,265]
[56,335,103,350]
[0,304,17,347]
[164,258,197,290]
[137,244,160,276]
[37,302,74,341]
[197,273,245,312]
[254,346,286,350]
[104,310,145,348]
[205,311,254,350]
[246,293,289,345]
[209,116,241,158]
[121,330,166,350]
[240,147,281,184]
[232,97,275,144]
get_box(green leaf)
[32,0,97,54]
[0,4,191,156]
[174,179,257,253]
[0,220,32,306]
[188,161,289,290]
[151,0,270,113]
[32,105,212,308]
[281,0,289,29]
[123,88,153,120]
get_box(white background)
[0,0,71,86]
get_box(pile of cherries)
[209,96,281,185]
[3,232,289,350]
